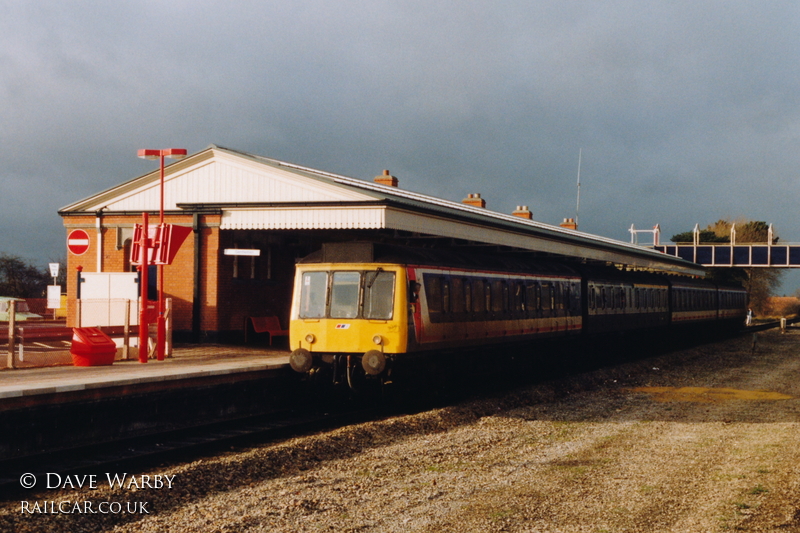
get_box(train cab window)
[299,271,328,318]
[363,270,395,320]
[330,271,361,319]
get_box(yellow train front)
[289,257,409,381]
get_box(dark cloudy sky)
[3,1,800,290]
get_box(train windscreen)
[299,272,328,318]
[299,270,396,319]
[330,272,361,318]
[364,270,395,319]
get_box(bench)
[246,316,289,345]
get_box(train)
[288,242,747,383]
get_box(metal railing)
[2,298,173,369]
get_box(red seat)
[248,316,288,345]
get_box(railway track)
[0,406,382,498]
[2,320,792,500]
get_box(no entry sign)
[67,229,90,255]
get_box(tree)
[0,254,50,298]
[670,219,782,315]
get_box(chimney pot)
[560,217,578,230]
[462,193,486,208]
[374,170,399,187]
[512,206,533,220]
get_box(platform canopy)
[60,145,705,276]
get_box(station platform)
[0,345,297,460]
[0,344,290,405]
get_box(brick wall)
[62,213,222,337]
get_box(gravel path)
[4,329,800,532]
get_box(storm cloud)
[2,1,800,287]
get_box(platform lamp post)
[137,148,187,361]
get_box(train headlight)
[372,335,383,346]
[305,333,316,344]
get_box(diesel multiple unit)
[288,243,746,381]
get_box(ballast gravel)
[4,329,800,532]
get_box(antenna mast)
[575,148,582,228]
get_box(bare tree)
[0,254,50,298]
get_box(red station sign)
[130,223,192,266]
[67,229,90,256]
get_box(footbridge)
[630,223,800,268]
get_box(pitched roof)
[60,144,704,276]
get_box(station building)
[59,145,702,343]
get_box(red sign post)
[137,148,188,362]
[67,229,90,256]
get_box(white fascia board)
[220,205,386,230]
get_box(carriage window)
[451,277,466,314]
[526,283,538,311]
[442,279,451,313]
[424,276,443,314]
[299,272,328,318]
[491,280,505,313]
[330,271,361,319]
[554,283,563,310]
[472,279,485,313]
[541,282,552,310]
[364,270,395,320]
[514,282,525,312]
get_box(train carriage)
[581,269,670,334]
[716,284,748,327]
[669,279,720,325]
[288,242,748,382]
[413,265,582,349]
